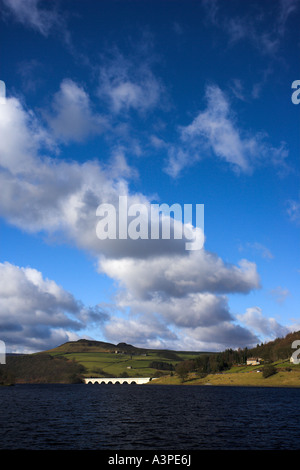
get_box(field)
[46,351,300,387]
[48,350,201,378]
[39,337,300,387]
[151,362,300,387]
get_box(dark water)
[0,384,299,450]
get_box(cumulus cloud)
[99,245,260,351]
[115,292,231,326]
[165,84,289,178]
[104,314,178,350]
[0,3,295,354]
[45,79,108,143]
[0,88,263,352]
[0,92,202,258]
[180,321,259,351]
[0,262,108,353]
[99,251,260,300]
[104,310,259,352]
[237,306,290,341]
[0,96,54,174]
[0,94,130,238]
[100,252,260,350]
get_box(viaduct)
[84,377,153,385]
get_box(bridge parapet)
[84,377,153,385]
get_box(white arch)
[84,377,153,385]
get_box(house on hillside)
[246,357,263,366]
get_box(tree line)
[0,354,86,385]
[174,331,300,382]
[175,351,239,382]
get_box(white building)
[247,357,262,366]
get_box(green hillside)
[152,330,300,386]
[0,354,85,385]
[1,331,300,386]
[40,339,206,379]
[38,331,300,384]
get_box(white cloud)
[180,321,259,351]
[237,306,290,340]
[0,94,135,240]
[99,251,260,301]
[277,0,300,36]
[180,85,251,172]
[97,50,164,115]
[104,310,259,352]
[165,145,199,179]
[287,197,300,224]
[45,79,108,143]
[0,90,264,352]
[113,292,233,328]
[104,314,178,350]
[270,286,291,304]
[0,96,54,174]
[239,242,274,260]
[0,91,201,259]
[165,84,289,177]
[99,251,261,350]
[0,262,107,353]
[1,0,64,36]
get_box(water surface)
[0,384,299,450]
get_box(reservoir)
[0,384,299,450]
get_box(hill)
[37,331,300,384]
[244,330,300,362]
[38,339,203,379]
[1,331,300,386]
[151,330,300,386]
[41,338,189,359]
[42,339,126,354]
[0,354,85,385]
[176,330,300,373]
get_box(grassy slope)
[48,351,202,378]
[37,336,300,386]
[43,340,203,378]
[150,363,300,387]
[50,351,155,377]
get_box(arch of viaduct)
[84,377,153,385]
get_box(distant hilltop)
[41,330,300,363]
[42,338,149,355]
[40,338,199,360]
[41,339,139,354]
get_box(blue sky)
[0,0,299,353]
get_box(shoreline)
[149,369,300,387]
